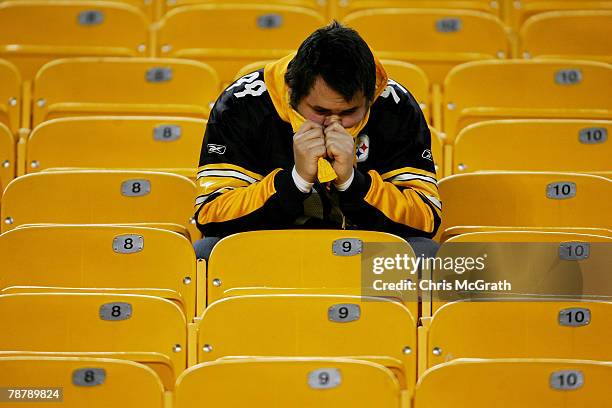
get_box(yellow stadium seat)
[446,230,612,244]
[0,351,176,391]
[335,0,501,20]
[0,59,20,136]
[424,300,612,369]
[519,11,612,63]
[0,170,199,240]
[508,0,612,30]
[156,4,325,87]
[0,225,197,318]
[24,0,158,20]
[233,60,274,80]
[0,123,14,192]
[32,58,219,127]
[26,116,206,179]
[453,120,612,176]
[176,358,404,407]
[416,359,612,407]
[0,356,165,407]
[197,295,417,390]
[205,229,418,316]
[430,231,612,314]
[342,9,510,86]
[0,1,149,81]
[163,0,328,19]
[381,59,430,118]
[436,172,612,242]
[0,293,187,384]
[443,60,612,142]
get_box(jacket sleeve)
[194,84,309,238]
[338,80,442,238]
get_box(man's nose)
[324,115,341,127]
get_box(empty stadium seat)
[0,170,199,240]
[176,358,404,407]
[0,1,149,80]
[205,230,418,316]
[519,11,612,63]
[442,60,612,141]
[430,231,612,313]
[0,59,20,136]
[0,356,165,407]
[0,293,187,386]
[335,0,501,20]
[381,59,430,118]
[232,60,274,80]
[0,123,14,192]
[163,0,328,19]
[32,58,219,127]
[196,295,417,389]
[26,116,207,179]
[436,172,612,241]
[416,359,612,407]
[508,0,612,30]
[453,120,612,176]
[156,4,325,87]
[0,225,198,318]
[342,9,510,86]
[424,300,612,369]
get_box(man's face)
[296,76,368,129]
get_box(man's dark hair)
[285,21,376,108]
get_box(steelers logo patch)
[355,134,370,163]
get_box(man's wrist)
[292,166,314,193]
[334,169,354,191]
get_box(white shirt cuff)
[292,166,313,193]
[334,169,354,191]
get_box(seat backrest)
[381,59,430,116]
[0,123,14,192]
[197,295,417,390]
[163,0,327,19]
[0,356,165,407]
[206,229,417,311]
[519,10,612,63]
[431,231,612,313]
[156,4,325,85]
[508,0,612,30]
[416,358,612,407]
[0,59,20,135]
[443,60,612,140]
[27,116,206,179]
[0,225,197,317]
[437,172,612,241]
[0,1,149,80]
[32,58,219,126]
[427,300,612,368]
[453,119,612,175]
[0,293,187,372]
[336,0,501,20]
[0,170,197,238]
[343,9,509,86]
[176,358,402,407]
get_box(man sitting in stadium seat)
[194,21,441,259]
